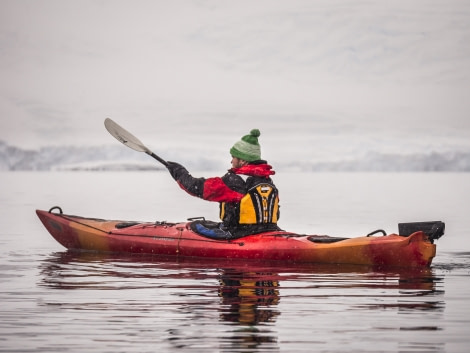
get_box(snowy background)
[1,0,470,171]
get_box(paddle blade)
[104,118,149,153]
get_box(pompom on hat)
[230,129,261,162]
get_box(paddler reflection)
[218,270,280,325]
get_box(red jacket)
[167,160,280,232]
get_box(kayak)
[36,207,445,268]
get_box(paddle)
[104,118,169,167]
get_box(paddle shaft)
[146,151,169,167]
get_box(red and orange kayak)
[36,207,444,268]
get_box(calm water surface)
[1,172,469,352]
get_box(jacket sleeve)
[171,166,245,203]
[202,174,245,202]
[168,164,206,198]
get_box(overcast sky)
[1,0,469,162]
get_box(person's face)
[231,156,247,169]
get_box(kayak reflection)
[39,250,441,299]
[38,252,444,338]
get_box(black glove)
[166,161,188,181]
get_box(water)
[1,171,470,352]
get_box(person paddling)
[166,129,281,239]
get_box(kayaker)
[165,129,281,239]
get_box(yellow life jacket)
[221,183,280,225]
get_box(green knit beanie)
[230,129,261,162]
